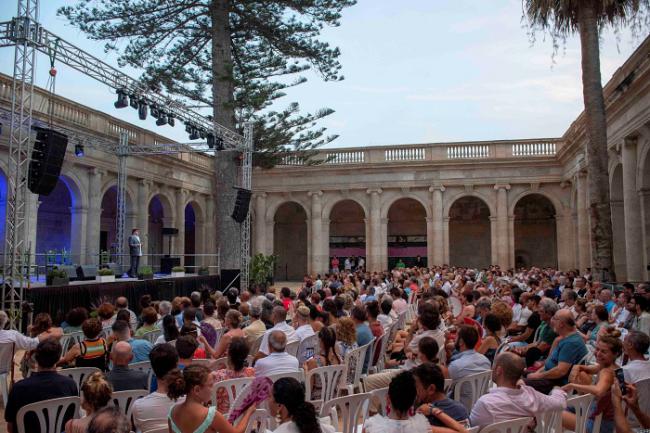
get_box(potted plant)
[171,266,185,278]
[138,266,154,280]
[96,268,116,283]
[46,268,69,286]
[198,266,210,276]
[250,254,277,286]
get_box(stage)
[26,274,220,321]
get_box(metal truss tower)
[240,124,253,291]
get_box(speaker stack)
[231,188,252,223]
[28,127,68,195]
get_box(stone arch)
[448,195,491,268]
[148,193,174,259]
[329,199,367,266]
[266,196,311,223]
[610,163,626,280]
[386,197,427,268]
[273,201,308,280]
[443,190,496,218]
[508,189,564,218]
[513,193,557,268]
[380,192,430,220]
[322,195,368,222]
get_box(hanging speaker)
[28,127,68,195]
[231,188,252,223]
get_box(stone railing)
[278,138,563,166]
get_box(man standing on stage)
[128,228,142,278]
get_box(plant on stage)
[198,266,210,276]
[46,267,69,286]
[138,266,154,279]
[98,268,115,276]
[171,266,185,273]
[250,254,277,286]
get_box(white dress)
[363,414,431,433]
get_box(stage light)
[156,112,168,126]
[114,89,128,109]
[189,128,200,140]
[129,94,138,109]
[168,115,175,127]
[199,129,206,139]
[216,135,224,151]
[75,144,84,157]
[207,133,215,149]
[185,122,193,133]
[138,101,148,120]
[150,107,160,119]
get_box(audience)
[58,318,108,371]
[87,406,130,433]
[244,297,267,346]
[212,337,255,413]
[448,325,491,408]
[255,330,300,377]
[269,377,335,433]
[412,362,468,427]
[257,306,298,358]
[111,319,152,363]
[65,372,112,433]
[106,341,149,391]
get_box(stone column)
[308,191,324,275]
[494,184,510,269]
[85,168,103,265]
[322,218,330,274]
[490,216,498,265]
[380,217,389,270]
[555,213,573,269]
[443,216,450,264]
[174,188,187,265]
[576,171,591,271]
[429,185,445,266]
[367,188,382,272]
[70,206,88,265]
[137,180,150,265]
[253,193,267,255]
[426,217,434,267]
[265,218,274,257]
[640,189,650,280]
[622,136,644,281]
[204,197,216,268]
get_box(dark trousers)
[129,255,140,277]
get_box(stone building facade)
[1,37,649,280]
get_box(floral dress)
[211,367,255,414]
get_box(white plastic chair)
[286,340,300,357]
[297,334,318,366]
[444,378,453,393]
[267,370,305,383]
[250,334,264,356]
[566,394,596,433]
[370,387,389,416]
[139,329,161,344]
[0,342,15,409]
[467,426,480,433]
[305,364,346,403]
[369,332,389,373]
[60,331,85,353]
[102,326,113,339]
[16,395,81,433]
[58,367,101,393]
[211,376,254,417]
[128,360,153,391]
[479,416,533,433]
[211,356,229,370]
[451,369,492,412]
[630,377,650,428]
[142,428,168,433]
[320,392,371,433]
[396,311,407,330]
[535,409,563,433]
[341,339,373,395]
[244,408,277,433]
[112,389,148,420]
[213,327,228,349]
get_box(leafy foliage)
[98,268,115,276]
[58,0,356,164]
[250,253,277,285]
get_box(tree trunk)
[577,3,615,281]
[211,0,241,272]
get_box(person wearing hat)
[294,305,316,342]
[128,228,142,278]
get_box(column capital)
[366,188,383,195]
[489,216,498,221]
[429,185,446,192]
[88,167,106,177]
[575,169,588,179]
[307,190,323,198]
[493,183,511,191]
[138,179,153,188]
[252,192,267,199]
[623,134,639,147]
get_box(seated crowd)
[1,265,650,433]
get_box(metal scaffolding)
[0,0,253,329]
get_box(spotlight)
[189,128,200,140]
[74,144,84,157]
[168,115,175,127]
[185,122,193,133]
[150,107,160,119]
[138,101,148,120]
[207,133,215,149]
[114,89,128,109]
[156,112,168,126]
[216,135,224,151]
[129,94,138,109]
[199,129,206,139]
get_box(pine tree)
[59,0,356,269]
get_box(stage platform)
[26,274,220,321]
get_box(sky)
[0,0,645,148]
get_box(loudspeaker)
[231,188,252,223]
[76,265,98,280]
[162,227,179,235]
[28,127,68,195]
[220,269,240,291]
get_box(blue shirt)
[448,350,492,409]
[356,323,374,373]
[543,332,587,382]
[128,338,153,363]
[604,301,616,314]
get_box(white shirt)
[132,392,185,433]
[517,307,532,326]
[294,324,315,342]
[273,420,335,433]
[254,352,299,377]
[470,385,567,427]
[622,359,650,383]
[0,329,39,351]
[259,322,297,355]
[511,304,523,324]
[363,414,431,433]
[377,314,393,330]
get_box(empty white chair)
[0,342,15,409]
[479,416,533,433]
[305,364,346,403]
[341,338,373,395]
[297,334,318,366]
[566,394,596,433]
[267,370,305,384]
[320,392,371,433]
[452,369,492,412]
[58,367,101,393]
[112,389,148,420]
[370,387,389,416]
[211,376,254,417]
[138,329,161,344]
[286,340,300,357]
[535,409,563,433]
[16,395,80,433]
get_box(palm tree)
[522,0,649,281]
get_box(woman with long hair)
[155,314,180,345]
[269,377,334,433]
[167,364,255,433]
[477,313,502,363]
[335,317,358,357]
[212,337,255,414]
[65,372,112,433]
[303,327,342,400]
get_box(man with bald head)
[255,305,298,360]
[106,341,149,391]
[470,352,567,427]
[524,309,588,394]
[253,330,299,377]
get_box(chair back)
[480,416,533,433]
[101,326,113,339]
[213,327,228,349]
[631,377,650,427]
[396,311,407,330]
[286,340,300,357]
[297,334,318,366]
[211,357,229,370]
[305,364,346,403]
[112,389,148,420]
[369,333,389,373]
[128,360,153,391]
[566,394,595,433]
[210,377,254,417]
[320,392,371,433]
[452,369,492,412]
[467,427,480,433]
[267,370,305,383]
[58,367,101,393]
[244,408,277,433]
[250,334,264,355]
[386,319,400,348]
[444,378,453,393]
[535,409,563,433]
[139,329,161,344]
[191,358,218,369]
[16,396,80,433]
[342,339,373,393]
[60,331,85,353]
[370,387,389,416]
